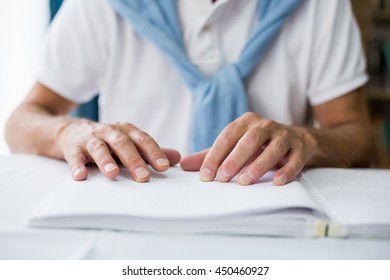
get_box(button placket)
[188,8,228,75]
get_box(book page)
[30,166,322,220]
[301,168,390,225]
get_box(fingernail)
[278,174,288,185]
[156,158,169,167]
[199,168,213,181]
[73,167,82,178]
[216,170,230,182]
[104,163,118,173]
[135,167,149,179]
[239,171,255,185]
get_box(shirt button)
[202,24,211,33]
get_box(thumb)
[180,149,209,171]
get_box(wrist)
[53,117,78,159]
[293,126,319,166]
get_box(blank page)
[30,166,321,220]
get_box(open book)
[29,167,390,238]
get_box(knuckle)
[149,150,165,160]
[203,153,219,167]
[278,128,289,138]
[136,132,147,144]
[87,138,106,154]
[273,136,288,153]
[238,112,258,128]
[223,121,238,132]
[283,155,305,179]
[120,122,136,133]
[112,133,129,146]
[243,131,259,149]
[283,165,297,179]
[86,123,99,136]
[247,165,265,179]
[134,131,153,146]
[66,147,85,163]
[221,160,239,173]
[293,153,305,168]
[122,122,134,129]
[294,140,304,152]
[100,124,116,134]
[69,148,83,160]
[241,112,257,121]
[261,119,276,129]
[123,156,144,168]
[216,131,233,147]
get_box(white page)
[302,168,390,225]
[30,166,321,221]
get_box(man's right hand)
[59,120,181,182]
[5,82,180,183]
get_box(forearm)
[298,122,375,168]
[5,103,73,159]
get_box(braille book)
[29,167,390,238]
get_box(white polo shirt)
[38,0,368,155]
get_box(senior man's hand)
[7,83,372,186]
[181,112,315,186]
[59,120,181,182]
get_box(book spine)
[299,173,347,237]
[316,220,328,238]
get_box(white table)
[0,154,389,260]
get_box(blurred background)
[354,0,390,168]
[0,0,48,154]
[0,0,389,168]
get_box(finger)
[65,146,89,181]
[161,148,181,167]
[103,131,150,182]
[200,122,246,182]
[238,136,290,185]
[215,128,269,182]
[273,151,305,186]
[180,149,209,171]
[127,128,170,172]
[86,138,120,179]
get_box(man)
[5,0,374,186]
